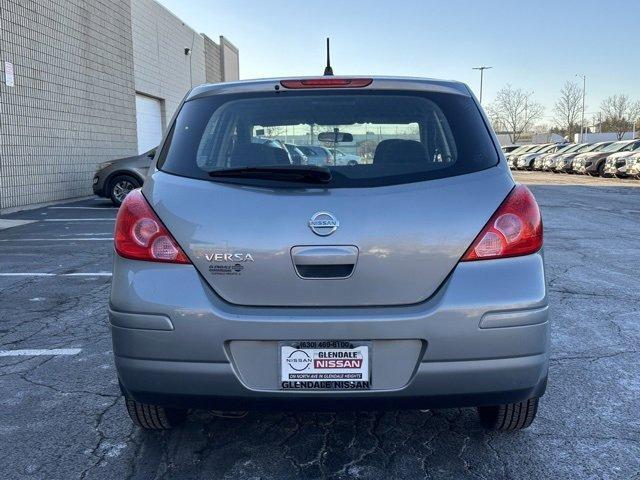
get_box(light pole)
[472,66,493,104]
[576,74,586,142]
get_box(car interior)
[195,94,460,174]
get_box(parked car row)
[255,139,363,166]
[502,139,640,178]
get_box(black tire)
[125,397,187,430]
[109,174,140,207]
[596,162,606,177]
[477,397,539,431]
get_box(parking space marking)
[0,238,113,242]
[0,273,112,277]
[44,218,115,222]
[49,207,117,210]
[56,233,113,237]
[0,348,82,357]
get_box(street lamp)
[575,74,586,142]
[472,66,493,104]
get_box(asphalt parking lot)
[1,171,639,480]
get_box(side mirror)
[318,131,353,143]
[147,150,156,159]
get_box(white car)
[332,149,361,165]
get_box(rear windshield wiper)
[208,165,332,183]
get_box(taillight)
[114,189,190,264]
[461,185,542,261]
[280,78,373,89]
[325,155,333,165]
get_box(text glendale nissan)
[110,76,548,431]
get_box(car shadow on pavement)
[123,407,531,480]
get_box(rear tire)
[125,397,187,430]
[477,397,539,431]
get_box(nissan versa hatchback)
[110,77,548,431]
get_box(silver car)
[333,149,362,165]
[517,143,566,170]
[297,145,333,166]
[110,77,548,431]
[626,153,640,178]
[93,148,155,206]
[506,144,536,168]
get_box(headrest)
[373,139,427,166]
[229,143,291,167]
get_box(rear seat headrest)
[373,139,427,165]
[229,143,291,167]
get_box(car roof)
[302,145,330,152]
[187,76,471,101]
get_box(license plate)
[280,341,370,390]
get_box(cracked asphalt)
[0,171,639,479]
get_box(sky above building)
[156,0,639,126]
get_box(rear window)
[297,146,315,155]
[158,90,498,188]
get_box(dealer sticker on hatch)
[280,342,370,390]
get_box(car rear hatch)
[147,169,511,306]
[146,78,512,307]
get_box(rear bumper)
[110,253,550,409]
[117,355,548,410]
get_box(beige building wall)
[131,0,206,126]
[0,0,238,213]
[0,0,138,212]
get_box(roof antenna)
[323,37,334,76]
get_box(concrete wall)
[0,0,138,213]
[0,0,237,213]
[574,132,636,142]
[203,34,240,84]
[131,0,206,126]
[203,34,222,84]
[220,36,239,82]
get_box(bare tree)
[553,81,583,139]
[487,86,544,143]
[599,94,640,140]
[264,126,286,138]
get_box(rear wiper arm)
[208,165,332,183]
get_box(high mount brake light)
[461,185,543,261]
[114,189,190,264]
[280,78,373,89]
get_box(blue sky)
[157,0,639,125]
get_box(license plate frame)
[279,340,371,390]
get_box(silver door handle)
[291,246,358,265]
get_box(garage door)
[135,94,163,154]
